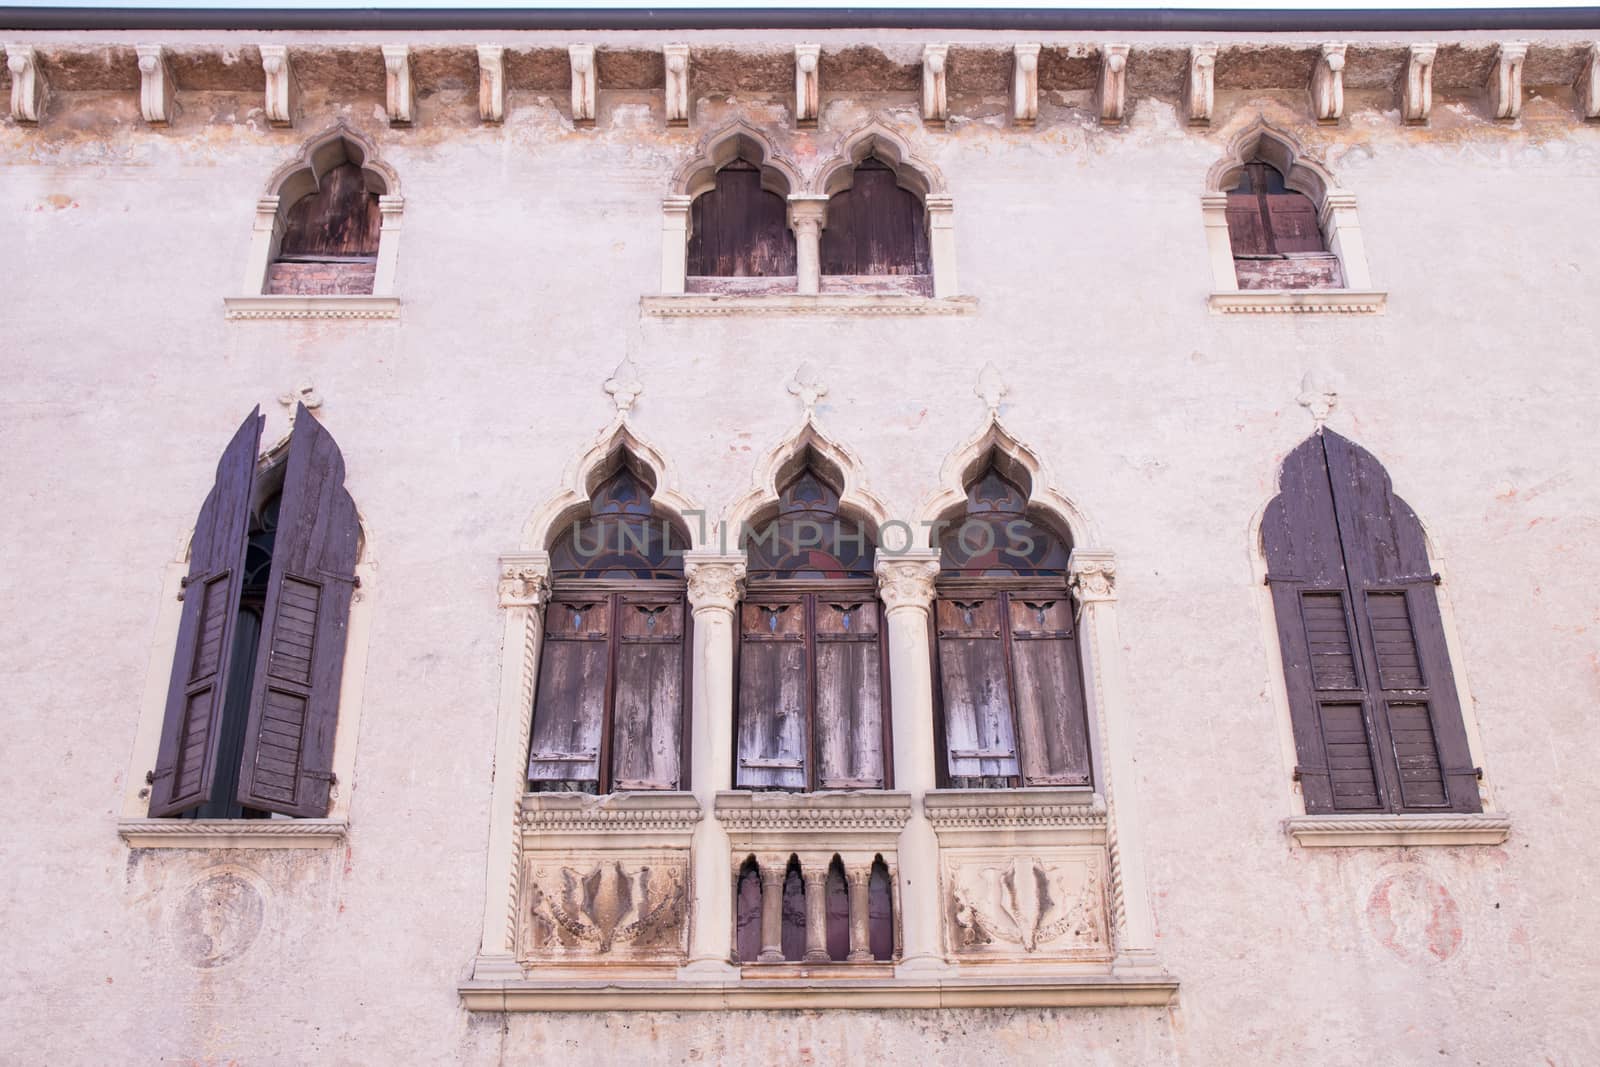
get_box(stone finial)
[278,380,323,422]
[569,43,596,126]
[1185,44,1217,126]
[922,44,949,127]
[975,362,1007,416]
[1402,44,1437,125]
[6,45,46,124]
[1577,43,1600,122]
[1098,44,1130,125]
[260,45,297,127]
[664,44,690,126]
[1488,41,1528,121]
[1068,550,1116,603]
[1296,367,1340,427]
[1311,43,1347,124]
[382,45,413,126]
[136,45,174,125]
[1013,44,1040,126]
[477,45,505,123]
[787,361,827,417]
[604,356,644,417]
[795,44,820,127]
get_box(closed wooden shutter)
[1264,194,1325,253]
[1008,594,1092,787]
[610,593,686,790]
[529,597,610,788]
[934,595,1020,783]
[149,409,262,817]
[1225,196,1270,256]
[686,161,797,278]
[278,162,380,258]
[819,158,932,276]
[234,406,361,817]
[736,597,808,789]
[813,599,886,789]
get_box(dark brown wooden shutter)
[934,596,1020,782]
[610,593,686,790]
[148,409,262,817]
[1264,194,1325,253]
[686,161,797,278]
[1225,195,1270,256]
[819,159,932,276]
[736,597,808,789]
[813,599,886,789]
[1008,594,1092,787]
[234,406,361,817]
[278,162,380,258]
[1322,431,1480,813]
[529,597,610,788]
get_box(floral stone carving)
[518,851,688,962]
[944,848,1110,960]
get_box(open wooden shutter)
[149,409,262,817]
[235,406,361,817]
[529,597,610,788]
[934,595,1020,782]
[814,598,886,789]
[1322,431,1480,813]
[736,597,807,789]
[1008,593,1093,787]
[610,593,686,790]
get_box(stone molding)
[223,295,402,320]
[640,293,977,317]
[118,817,348,849]
[1286,813,1511,848]
[924,789,1108,831]
[520,791,703,840]
[715,791,912,840]
[1207,290,1387,315]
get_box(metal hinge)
[1292,765,1330,781]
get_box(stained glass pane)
[939,466,1069,575]
[745,467,876,579]
[549,468,687,579]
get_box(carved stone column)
[472,553,549,980]
[660,195,692,295]
[802,863,830,961]
[875,552,953,975]
[846,864,873,961]
[758,856,787,963]
[925,195,957,299]
[788,195,828,295]
[679,553,746,978]
[1069,549,1160,972]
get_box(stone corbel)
[1311,42,1347,124]
[135,45,174,125]
[795,44,820,128]
[922,44,949,127]
[664,44,690,126]
[1488,41,1528,121]
[569,43,596,126]
[477,45,505,123]
[1098,44,1129,126]
[1577,43,1600,122]
[924,194,958,299]
[1185,44,1216,125]
[260,45,297,127]
[1013,43,1040,126]
[1068,550,1116,603]
[382,45,413,126]
[6,45,46,124]
[498,553,550,609]
[787,195,828,295]
[1402,43,1437,125]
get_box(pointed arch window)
[268,161,382,295]
[1263,431,1481,814]
[528,465,691,794]
[735,458,891,792]
[686,159,798,286]
[1224,159,1343,290]
[932,461,1092,790]
[820,156,932,293]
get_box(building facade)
[2,7,1598,1063]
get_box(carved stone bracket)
[6,45,46,124]
[1578,43,1600,122]
[1311,42,1347,124]
[499,552,550,609]
[664,44,690,126]
[382,45,413,126]
[1185,44,1216,125]
[1098,44,1129,125]
[875,555,940,616]
[1068,549,1116,603]
[477,45,505,123]
[136,44,174,125]
[260,44,297,127]
[1402,43,1437,125]
[684,554,746,615]
[569,43,596,126]
[922,44,949,127]
[795,44,820,127]
[1489,41,1528,121]
[1013,44,1040,125]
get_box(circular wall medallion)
[1366,865,1463,963]
[169,867,267,970]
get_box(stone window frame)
[117,412,378,849]
[224,124,404,321]
[1203,122,1386,315]
[646,121,975,318]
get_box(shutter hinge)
[1292,765,1329,781]
[302,770,338,784]
[1263,573,1306,586]
[318,570,361,588]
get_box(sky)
[5,0,1597,10]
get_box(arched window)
[268,161,382,296]
[735,457,890,791]
[820,156,932,290]
[933,460,1091,790]
[1224,159,1343,290]
[685,159,797,284]
[1263,430,1481,814]
[528,463,691,793]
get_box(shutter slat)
[736,599,808,789]
[934,597,1019,782]
[610,595,685,790]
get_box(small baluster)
[802,862,831,962]
[758,859,786,963]
[846,865,873,961]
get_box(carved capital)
[6,45,47,124]
[663,44,690,126]
[136,45,174,125]
[569,43,596,126]
[498,553,550,609]
[786,194,828,235]
[794,44,820,127]
[1403,43,1437,125]
[1489,41,1528,121]
[1185,44,1216,126]
[875,554,941,615]
[1013,43,1040,126]
[685,554,746,615]
[1311,42,1347,124]
[1098,44,1129,126]
[922,44,949,126]
[477,45,505,123]
[1068,550,1116,603]
[382,45,413,126]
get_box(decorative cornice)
[520,796,703,836]
[924,799,1108,832]
[118,817,347,849]
[1286,813,1511,848]
[640,294,978,318]
[715,792,912,834]
[1208,290,1387,315]
[224,295,401,320]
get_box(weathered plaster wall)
[1,26,1597,1066]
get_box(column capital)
[685,552,747,614]
[1068,548,1117,603]
[662,193,694,215]
[875,552,941,615]
[498,552,550,609]
[786,194,829,229]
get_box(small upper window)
[267,161,381,296]
[685,159,797,289]
[820,156,932,295]
[1225,161,1341,290]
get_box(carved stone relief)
[517,850,689,963]
[167,866,268,970]
[943,847,1110,960]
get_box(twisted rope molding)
[1287,814,1511,836]
[118,818,347,836]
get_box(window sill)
[223,295,401,320]
[1285,813,1511,848]
[117,817,348,849]
[640,293,978,318]
[458,971,1178,1011]
[1208,289,1387,315]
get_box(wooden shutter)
[736,597,808,789]
[934,596,1020,782]
[813,599,886,789]
[1263,193,1325,253]
[686,161,797,278]
[234,407,361,817]
[1322,431,1480,813]
[610,593,686,790]
[278,162,380,258]
[1008,594,1093,787]
[148,409,262,817]
[1225,195,1270,256]
[528,597,610,788]
[819,159,932,276]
